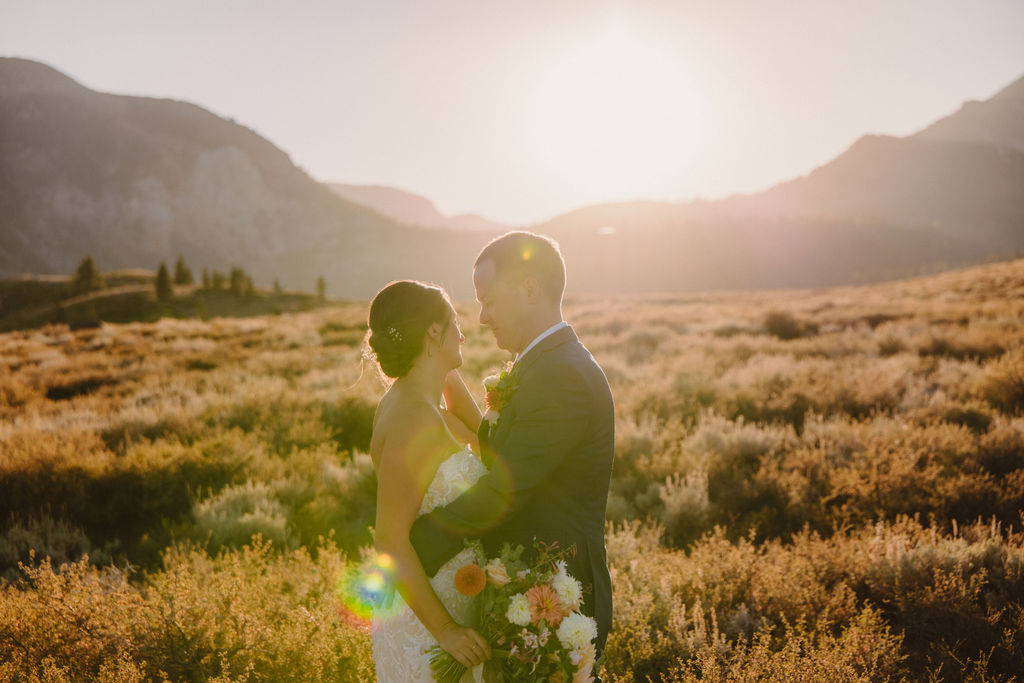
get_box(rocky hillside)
[0,58,487,297]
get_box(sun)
[524,18,712,205]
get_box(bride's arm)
[442,370,482,448]
[374,405,490,668]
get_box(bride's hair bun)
[365,280,452,379]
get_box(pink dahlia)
[526,583,566,627]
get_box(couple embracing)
[366,232,614,681]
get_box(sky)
[2,0,1024,226]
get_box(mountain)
[327,183,510,233]
[536,72,1024,292]
[0,58,488,297]
[2,57,1022,297]
[915,74,1024,152]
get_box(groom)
[410,231,615,654]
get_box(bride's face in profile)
[437,308,465,370]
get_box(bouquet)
[429,541,600,683]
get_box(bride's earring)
[426,341,434,358]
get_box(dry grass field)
[2,258,1023,682]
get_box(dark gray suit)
[410,325,615,651]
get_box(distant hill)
[328,183,509,232]
[539,73,1024,292]
[2,57,1022,296]
[0,58,487,298]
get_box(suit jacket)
[410,325,615,650]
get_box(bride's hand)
[436,620,491,668]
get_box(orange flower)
[454,563,487,597]
[526,583,566,627]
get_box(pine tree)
[202,268,211,290]
[174,255,194,285]
[72,256,103,295]
[156,262,173,303]
[316,275,326,303]
[229,267,246,296]
[273,278,282,295]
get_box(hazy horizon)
[2,0,1023,225]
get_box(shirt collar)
[515,321,568,364]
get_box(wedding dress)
[373,447,488,682]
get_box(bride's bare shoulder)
[370,397,449,469]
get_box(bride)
[366,280,492,681]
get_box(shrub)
[0,515,104,582]
[43,368,120,401]
[0,540,374,682]
[763,311,815,340]
[0,372,39,415]
[604,517,1024,682]
[320,397,375,454]
[0,556,151,680]
[659,470,710,548]
[974,417,1024,476]
[658,608,903,683]
[290,452,377,551]
[194,480,294,551]
[974,347,1024,413]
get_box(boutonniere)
[482,361,519,427]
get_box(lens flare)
[336,552,397,628]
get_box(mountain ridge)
[327,182,510,232]
[3,57,1022,296]
[0,57,488,297]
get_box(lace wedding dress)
[373,447,488,682]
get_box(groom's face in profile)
[474,259,529,354]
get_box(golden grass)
[2,258,1023,681]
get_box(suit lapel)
[490,325,579,448]
[512,325,578,380]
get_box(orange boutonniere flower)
[483,362,519,425]
[454,563,487,597]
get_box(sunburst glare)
[525,15,714,204]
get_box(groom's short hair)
[475,231,566,302]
